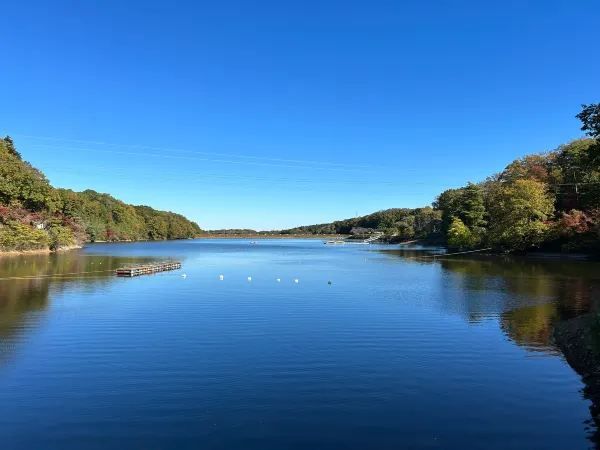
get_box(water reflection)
[384,247,600,446]
[1,242,599,448]
[382,249,600,345]
[0,251,148,365]
[501,304,560,352]
[441,257,599,346]
[441,256,600,447]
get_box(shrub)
[0,221,49,251]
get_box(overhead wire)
[15,133,389,170]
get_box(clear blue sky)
[1,1,598,230]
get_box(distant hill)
[0,136,202,252]
[280,207,443,241]
[206,229,260,235]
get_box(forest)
[0,137,202,252]
[284,104,600,253]
[2,103,598,254]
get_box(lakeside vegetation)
[3,104,598,254]
[0,138,202,252]
[282,207,442,241]
[284,104,600,253]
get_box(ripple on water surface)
[0,240,598,449]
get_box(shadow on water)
[383,246,600,446]
[0,250,151,366]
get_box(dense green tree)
[551,139,600,210]
[0,138,202,252]
[577,103,600,139]
[47,224,75,250]
[0,138,56,211]
[0,221,49,251]
[434,188,464,234]
[395,215,416,240]
[460,183,487,232]
[2,136,21,158]
[435,183,486,245]
[487,179,555,251]
[447,217,478,249]
[412,207,442,238]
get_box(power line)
[17,134,399,173]
[39,164,449,187]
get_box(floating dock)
[115,261,181,277]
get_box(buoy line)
[0,269,333,285]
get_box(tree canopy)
[283,104,600,253]
[2,102,599,254]
[0,137,202,252]
[577,103,600,139]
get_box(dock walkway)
[116,261,181,277]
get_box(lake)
[1,239,599,449]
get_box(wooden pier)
[115,261,182,277]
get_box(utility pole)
[575,182,580,210]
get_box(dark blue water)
[1,239,598,449]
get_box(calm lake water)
[1,239,599,449]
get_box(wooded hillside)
[0,137,202,252]
[284,104,600,253]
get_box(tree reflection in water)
[0,251,150,365]
[383,247,600,446]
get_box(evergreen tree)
[460,183,487,232]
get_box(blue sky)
[1,1,598,230]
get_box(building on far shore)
[349,226,376,237]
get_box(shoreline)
[0,235,342,256]
[3,237,597,261]
[0,244,82,257]
[196,234,344,240]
